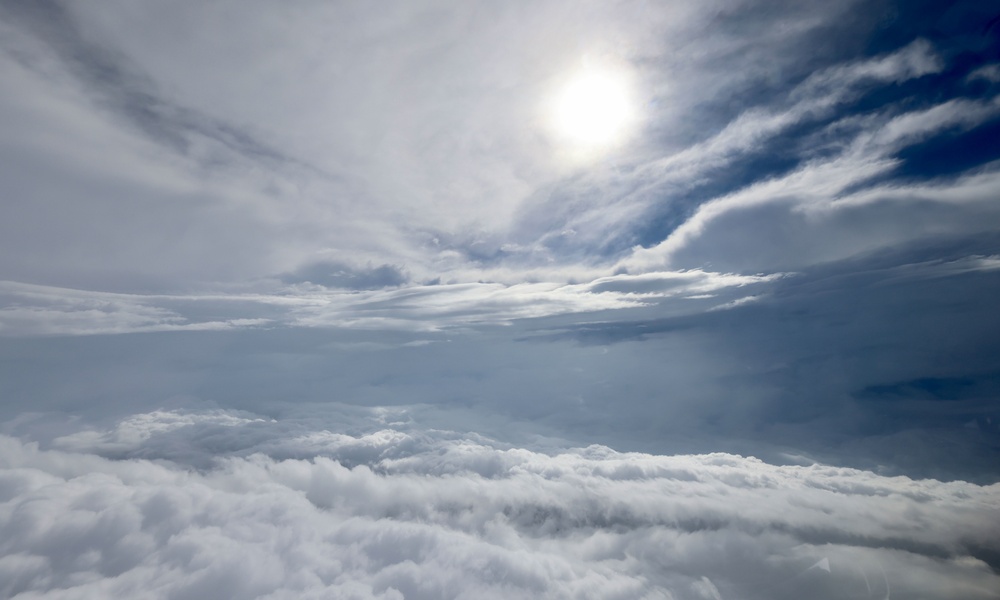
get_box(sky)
[1,0,999,598]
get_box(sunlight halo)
[549,66,636,150]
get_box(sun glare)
[551,68,634,148]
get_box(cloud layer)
[2,410,999,600]
[4,1,996,289]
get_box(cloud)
[0,281,278,336]
[2,0,994,297]
[1,411,999,600]
[2,3,999,597]
[510,39,947,261]
[281,262,410,290]
[619,89,1000,274]
[0,267,781,336]
[2,242,997,482]
[968,64,1000,84]
[0,0,914,290]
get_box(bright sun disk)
[553,70,633,146]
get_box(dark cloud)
[282,262,409,290]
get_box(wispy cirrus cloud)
[0,268,779,336]
[620,93,1000,274]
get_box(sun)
[551,67,634,148]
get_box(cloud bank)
[2,410,999,600]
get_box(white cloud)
[53,410,273,455]
[967,64,1000,83]
[620,89,1000,273]
[2,1,989,296]
[1,411,998,599]
[0,0,892,291]
[791,38,942,100]
[527,39,946,258]
[870,96,1000,150]
[0,281,278,336]
[1,5,999,597]
[0,268,783,336]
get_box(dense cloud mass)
[2,0,1000,597]
[2,410,999,600]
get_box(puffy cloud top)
[2,411,999,599]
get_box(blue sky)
[1,1,1000,598]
